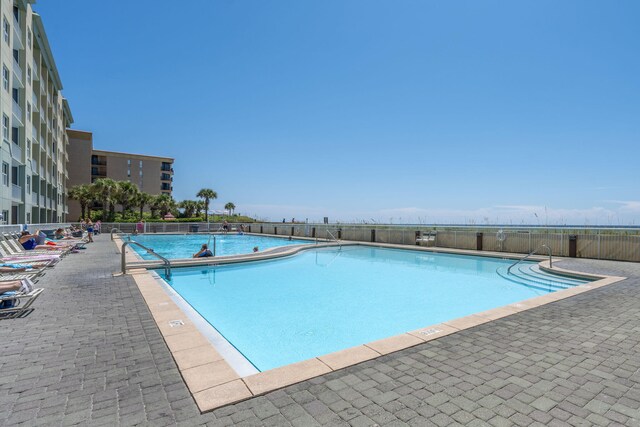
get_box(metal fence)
[100,222,640,263]
[0,223,71,234]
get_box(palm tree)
[114,181,140,218]
[194,200,205,219]
[68,184,93,219]
[224,202,236,216]
[153,194,176,218]
[179,200,197,218]
[91,178,118,221]
[134,192,152,220]
[148,194,161,219]
[196,188,217,223]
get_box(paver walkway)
[0,236,639,426]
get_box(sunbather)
[19,231,73,251]
[0,278,34,294]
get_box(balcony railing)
[13,57,23,87]
[11,184,22,201]
[40,165,44,176]
[31,192,38,205]
[39,195,45,206]
[12,17,23,50]
[12,101,22,122]
[11,142,22,161]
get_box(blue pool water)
[129,234,312,259]
[160,246,559,371]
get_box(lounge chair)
[2,235,69,256]
[0,242,62,264]
[0,288,44,319]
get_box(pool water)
[161,246,554,371]
[129,234,312,259]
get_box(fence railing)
[100,222,640,263]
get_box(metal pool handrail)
[326,228,342,249]
[121,240,172,279]
[207,234,217,256]
[507,244,552,275]
[111,228,125,241]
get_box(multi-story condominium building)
[67,129,174,220]
[0,0,72,224]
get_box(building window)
[26,138,30,158]
[11,127,18,145]
[127,159,131,178]
[2,65,8,92]
[27,28,31,49]
[26,212,30,223]
[27,65,30,84]
[12,87,18,103]
[2,17,9,45]
[26,175,30,193]
[1,210,8,224]
[27,103,30,121]
[2,162,8,186]
[2,114,8,142]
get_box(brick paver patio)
[1,236,639,426]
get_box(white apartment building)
[0,0,72,224]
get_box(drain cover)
[169,320,184,327]
[420,328,441,336]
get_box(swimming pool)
[129,234,312,260]
[158,246,588,371]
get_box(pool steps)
[496,263,591,292]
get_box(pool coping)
[113,236,626,413]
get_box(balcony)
[32,62,39,81]
[31,192,37,205]
[32,93,38,111]
[40,165,44,176]
[12,17,23,50]
[11,184,22,201]
[12,101,23,125]
[39,195,45,206]
[12,58,23,88]
[11,142,22,162]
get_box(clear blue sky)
[38,0,639,224]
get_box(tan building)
[0,0,73,224]
[67,129,174,220]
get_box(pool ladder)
[325,228,342,249]
[121,240,172,279]
[507,244,552,275]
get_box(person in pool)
[193,244,213,258]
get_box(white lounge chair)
[0,288,44,319]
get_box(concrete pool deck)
[1,235,639,425]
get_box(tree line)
[68,179,237,222]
